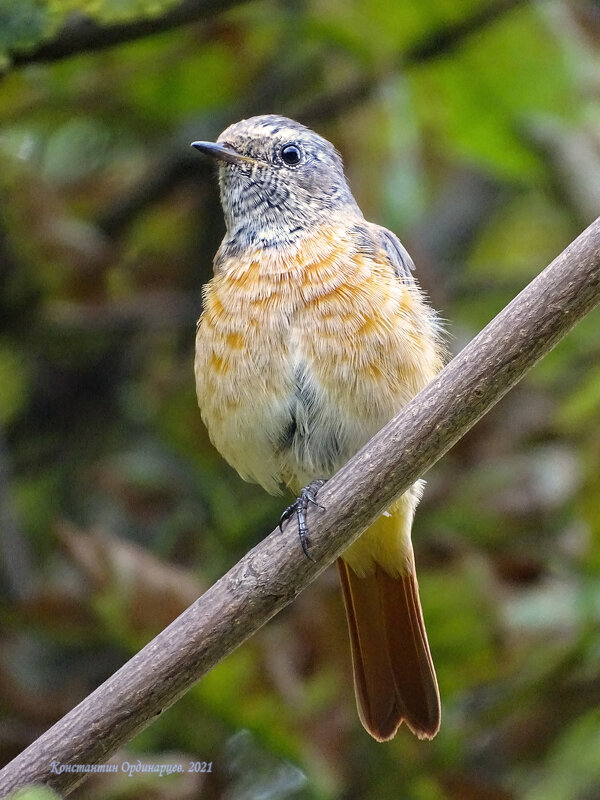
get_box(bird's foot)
[279,479,326,560]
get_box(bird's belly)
[194,314,362,494]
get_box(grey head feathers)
[211,115,363,248]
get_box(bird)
[192,115,444,741]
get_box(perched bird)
[192,115,444,741]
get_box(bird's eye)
[280,144,302,166]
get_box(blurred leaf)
[556,364,600,430]
[58,522,204,641]
[0,340,31,424]
[42,117,114,184]
[523,708,600,800]
[0,0,49,58]
[223,729,308,800]
[48,0,179,25]
[411,5,577,177]
[7,787,61,800]
[421,563,500,695]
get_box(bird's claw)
[279,479,326,560]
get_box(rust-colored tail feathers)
[337,554,440,741]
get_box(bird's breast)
[195,224,441,493]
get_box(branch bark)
[1,217,599,796]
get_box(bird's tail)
[337,514,440,741]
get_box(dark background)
[1,1,599,798]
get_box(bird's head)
[192,115,360,248]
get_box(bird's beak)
[191,141,256,166]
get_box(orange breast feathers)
[194,219,442,496]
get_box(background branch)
[5,0,250,70]
[5,0,527,76]
[0,216,598,797]
[94,0,528,241]
[296,0,528,122]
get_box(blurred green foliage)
[6,786,60,800]
[0,1,599,799]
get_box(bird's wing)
[376,225,415,280]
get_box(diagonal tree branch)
[0,216,598,797]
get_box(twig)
[5,0,250,70]
[0,217,598,796]
[296,0,529,122]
